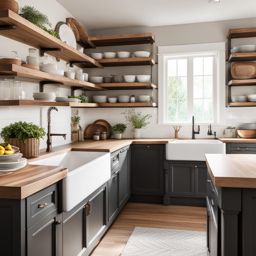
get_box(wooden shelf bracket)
[0,24,16,30]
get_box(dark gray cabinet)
[164,161,207,206]
[131,144,164,203]
[108,172,119,222]
[226,143,256,154]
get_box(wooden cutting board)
[93,119,111,138]
[84,124,107,139]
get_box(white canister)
[134,128,142,139]
[83,73,89,82]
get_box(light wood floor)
[91,203,207,256]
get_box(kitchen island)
[206,154,256,256]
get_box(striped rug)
[121,227,207,256]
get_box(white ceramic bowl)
[248,94,256,102]
[93,95,107,103]
[231,95,247,102]
[64,71,75,79]
[117,51,130,58]
[136,75,151,83]
[235,45,256,53]
[40,63,57,73]
[103,52,116,59]
[118,95,130,103]
[33,92,56,101]
[138,95,151,102]
[123,75,136,83]
[90,52,103,60]
[108,97,118,103]
[134,51,150,58]
[89,76,104,83]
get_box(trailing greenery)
[0,122,46,142]
[111,123,127,134]
[71,115,80,125]
[20,6,59,38]
[68,95,89,103]
[124,109,151,129]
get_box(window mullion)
[187,57,193,120]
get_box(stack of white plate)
[33,92,56,101]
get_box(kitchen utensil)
[117,51,130,58]
[237,129,256,138]
[90,53,103,60]
[93,119,111,138]
[231,95,247,102]
[138,95,151,102]
[231,45,256,53]
[93,95,107,103]
[248,94,256,102]
[0,58,22,66]
[136,75,151,82]
[231,62,256,79]
[90,76,104,83]
[0,0,19,13]
[84,124,107,139]
[108,97,118,103]
[33,92,56,101]
[103,52,116,59]
[113,75,123,83]
[123,75,136,83]
[118,95,130,103]
[134,51,150,58]
[22,63,39,70]
[0,158,27,171]
[103,76,113,83]
[55,22,77,49]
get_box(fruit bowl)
[0,144,22,162]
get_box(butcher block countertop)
[206,154,256,188]
[0,165,67,199]
[218,138,256,143]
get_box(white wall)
[78,17,256,139]
[0,0,73,148]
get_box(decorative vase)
[134,128,142,139]
[113,133,122,140]
[8,138,40,158]
[71,123,79,132]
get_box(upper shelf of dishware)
[0,10,101,68]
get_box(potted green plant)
[124,109,151,139]
[71,115,80,131]
[0,122,45,158]
[111,123,127,139]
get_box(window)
[158,43,225,125]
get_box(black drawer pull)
[38,203,48,209]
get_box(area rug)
[121,227,207,256]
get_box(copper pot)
[237,130,256,139]
[0,0,19,13]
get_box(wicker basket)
[8,138,40,158]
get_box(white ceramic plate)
[57,23,77,49]
[0,158,27,171]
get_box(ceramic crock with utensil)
[223,127,237,138]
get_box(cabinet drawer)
[27,184,57,228]
[111,146,129,174]
[227,143,256,154]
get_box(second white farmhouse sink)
[166,140,225,161]
[30,151,111,211]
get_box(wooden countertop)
[206,154,256,188]
[218,138,256,143]
[0,165,67,199]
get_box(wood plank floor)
[91,203,207,256]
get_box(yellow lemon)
[0,145,5,151]
[0,150,5,155]
[5,144,12,151]
[4,150,14,155]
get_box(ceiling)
[58,0,256,30]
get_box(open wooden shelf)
[0,100,157,108]
[0,64,101,90]
[228,79,256,86]
[97,102,157,108]
[228,28,256,39]
[89,33,155,46]
[0,10,101,68]
[93,57,155,67]
[229,52,256,61]
[228,102,256,107]
[97,82,157,90]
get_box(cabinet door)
[108,173,119,222]
[226,143,256,154]
[62,204,86,256]
[119,148,130,208]
[85,187,107,248]
[167,162,195,197]
[131,145,164,195]
[195,165,207,197]
[27,217,60,256]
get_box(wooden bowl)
[231,62,256,79]
[237,129,256,139]
[0,0,19,13]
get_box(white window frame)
[158,42,226,125]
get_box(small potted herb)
[71,115,80,131]
[124,109,151,138]
[0,122,45,158]
[111,123,127,140]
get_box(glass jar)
[13,81,25,99]
[101,132,107,140]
